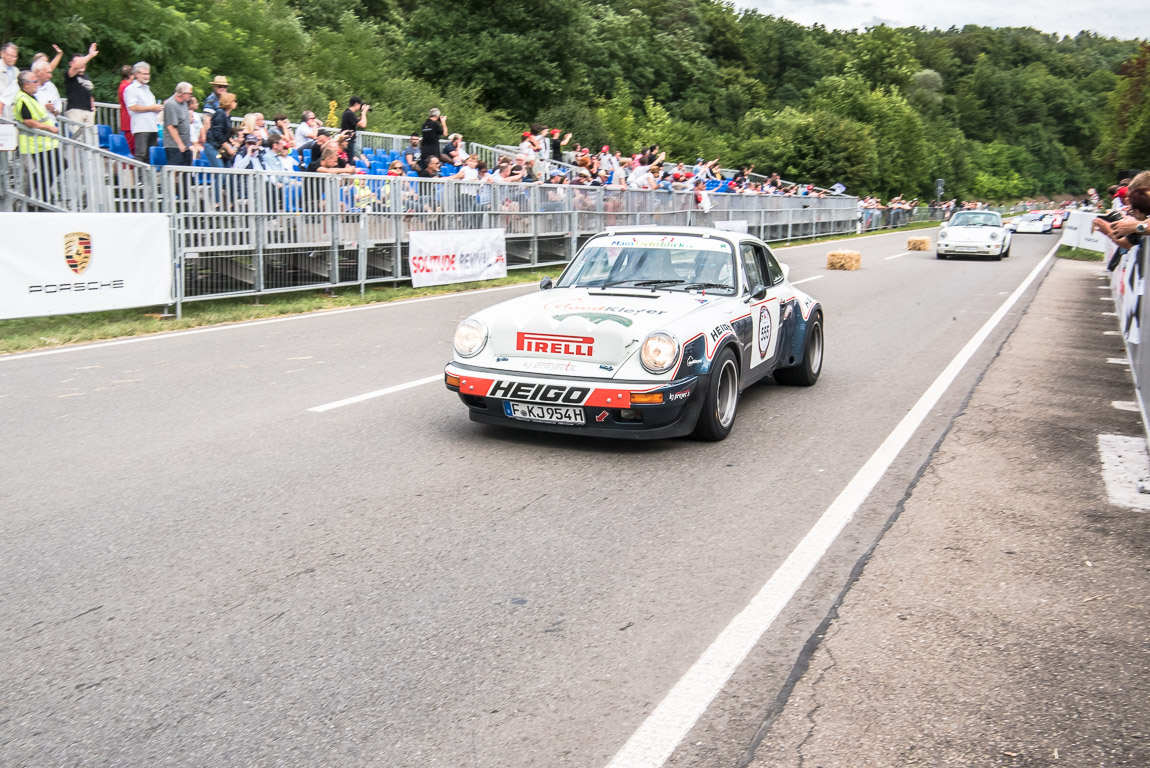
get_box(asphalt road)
[0,227,1062,767]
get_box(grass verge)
[0,219,944,355]
[1056,245,1105,262]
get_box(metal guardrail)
[2,118,910,318]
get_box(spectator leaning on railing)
[13,70,62,192]
[1094,171,1150,251]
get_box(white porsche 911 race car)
[444,227,824,441]
[1011,213,1055,234]
[935,210,1012,260]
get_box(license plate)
[956,246,979,252]
[504,402,586,425]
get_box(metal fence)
[3,118,916,316]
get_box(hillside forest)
[5,0,1149,200]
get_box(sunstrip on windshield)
[586,234,732,252]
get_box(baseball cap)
[243,133,260,143]
[601,145,609,152]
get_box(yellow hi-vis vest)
[13,90,59,154]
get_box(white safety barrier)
[1060,210,1108,253]
[0,213,173,320]
[410,228,507,287]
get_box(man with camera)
[420,107,447,170]
[340,96,369,159]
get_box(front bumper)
[444,362,707,439]
[937,241,1006,256]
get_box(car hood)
[943,225,1003,241]
[474,288,712,377]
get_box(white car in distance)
[936,210,1012,260]
[1011,213,1055,234]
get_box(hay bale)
[826,250,861,271]
[907,236,931,251]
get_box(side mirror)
[750,284,767,301]
[780,262,790,282]
[540,276,553,290]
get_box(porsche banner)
[409,228,508,288]
[0,213,173,320]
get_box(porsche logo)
[64,232,92,275]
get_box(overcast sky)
[731,0,1150,41]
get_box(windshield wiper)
[633,279,684,287]
[682,282,730,290]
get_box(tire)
[1002,243,1011,257]
[775,312,823,387]
[936,251,947,260]
[693,347,739,441]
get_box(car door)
[738,242,782,376]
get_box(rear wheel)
[776,313,823,387]
[693,348,739,441]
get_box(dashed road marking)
[308,374,441,413]
[1113,401,1139,412]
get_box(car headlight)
[938,230,947,240]
[453,317,488,358]
[989,232,999,240]
[640,332,679,374]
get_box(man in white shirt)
[0,42,18,118]
[123,61,164,162]
[294,110,319,150]
[32,59,62,114]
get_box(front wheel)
[776,313,823,387]
[693,348,739,441]
[936,251,947,259]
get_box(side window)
[762,247,785,285]
[740,243,765,294]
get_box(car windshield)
[557,234,737,295]
[950,213,1001,227]
[1019,214,1044,221]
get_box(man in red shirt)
[117,64,134,154]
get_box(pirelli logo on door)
[516,332,595,357]
[64,231,92,275]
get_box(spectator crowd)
[0,40,984,223]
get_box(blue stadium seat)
[156,132,163,148]
[371,162,387,175]
[108,133,130,157]
[439,164,457,176]
[301,149,312,167]
[150,146,166,166]
[97,124,112,148]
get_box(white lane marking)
[1113,401,1140,412]
[0,283,536,363]
[1097,435,1150,510]
[1101,296,1114,301]
[308,374,441,413]
[790,276,823,286]
[1104,330,1121,336]
[1109,358,1131,365]
[1103,312,1118,316]
[604,242,1058,768]
[884,251,913,260]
